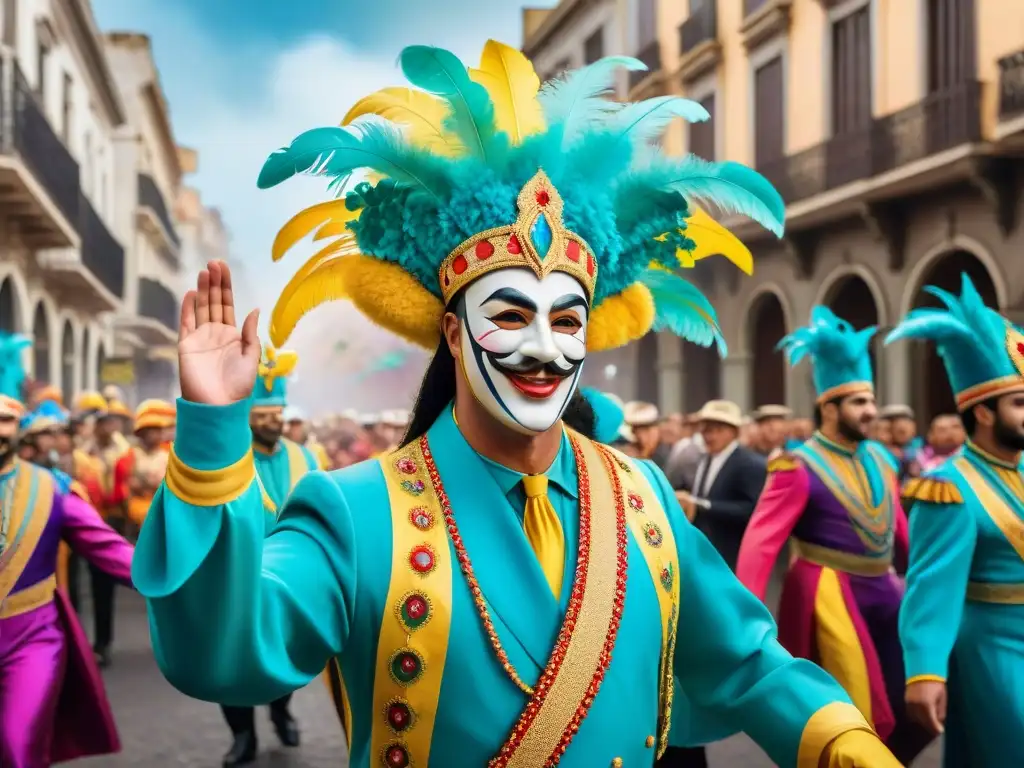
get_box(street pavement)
[78,589,943,767]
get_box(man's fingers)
[241,309,260,358]
[219,260,236,327]
[208,262,224,324]
[179,290,197,341]
[195,270,211,326]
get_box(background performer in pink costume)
[0,331,135,768]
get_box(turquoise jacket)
[135,399,868,767]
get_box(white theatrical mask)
[458,268,588,435]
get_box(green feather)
[639,269,726,355]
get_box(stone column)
[656,331,683,413]
[721,354,751,411]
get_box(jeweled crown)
[438,170,597,305]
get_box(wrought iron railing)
[0,56,81,226]
[79,194,125,298]
[139,277,179,331]
[998,50,1024,120]
[680,2,717,54]
[137,173,181,248]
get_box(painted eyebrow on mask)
[551,294,589,315]
[480,287,537,312]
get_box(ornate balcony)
[678,2,721,83]
[0,55,80,247]
[998,50,1024,121]
[139,277,179,334]
[114,276,179,345]
[137,172,181,258]
[628,40,663,93]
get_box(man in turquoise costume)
[216,342,317,766]
[133,41,900,767]
[887,273,1024,767]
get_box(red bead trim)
[488,438,628,767]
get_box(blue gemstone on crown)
[530,215,552,259]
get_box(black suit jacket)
[691,446,767,571]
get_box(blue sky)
[92,0,556,411]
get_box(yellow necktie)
[521,474,565,598]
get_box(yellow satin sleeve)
[797,702,875,768]
[824,729,903,767]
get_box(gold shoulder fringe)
[767,454,800,474]
[902,476,963,505]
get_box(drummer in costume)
[114,400,175,530]
[734,307,929,763]
[216,345,315,767]
[132,42,900,767]
[887,274,1024,766]
[0,332,134,768]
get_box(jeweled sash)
[953,455,1024,563]
[369,440,454,768]
[0,462,54,606]
[601,444,680,758]
[796,441,895,555]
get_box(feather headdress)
[778,306,877,403]
[885,273,1024,412]
[259,40,784,354]
[253,344,297,408]
[0,331,31,419]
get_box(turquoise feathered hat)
[252,344,297,409]
[885,273,1024,412]
[778,306,877,403]
[257,40,785,359]
[580,387,627,444]
[0,331,31,419]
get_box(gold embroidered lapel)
[0,463,55,604]
[954,457,1024,562]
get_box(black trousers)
[655,746,708,768]
[88,562,116,650]
[66,551,81,612]
[221,695,293,736]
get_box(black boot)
[222,731,257,767]
[93,645,112,669]
[270,708,300,748]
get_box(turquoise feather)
[609,96,709,145]
[639,269,726,355]
[622,156,785,237]
[538,55,645,147]
[581,387,626,445]
[257,122,451,201]
[399,45,500,161]
[0,331,31,403]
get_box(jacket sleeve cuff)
[796,702,873,768]
[173,397,252,470]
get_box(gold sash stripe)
[369,441,453,767]
[0,462,55,606]
[953,457,1024,563]
[497,435,627,768]
[602,445,680,758]
[0,574,57,618]
[966,581,1024,604]
[791,539,891,577]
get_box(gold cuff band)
[1,574,57,618]
[164,448,256,507]
[792,540,892,577]
[966,581,1024,604]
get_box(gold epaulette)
[69,480,88,501]
[902,476,963,505]
[767,454,800,473]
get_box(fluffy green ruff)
[258,45,785,310]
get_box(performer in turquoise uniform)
[887,273,1024,767]
[218,343,316,766]
[133,41,899,767]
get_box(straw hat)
[695,400,743,429]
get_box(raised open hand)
[178,260,261,406]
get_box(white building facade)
[0,0,127,401]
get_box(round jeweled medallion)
[382,742,410,767]
[385,698,415,733]
[398,592,431,630]
[408,507,434,531]
[389,648,424,686]
[408,545,435,575]
[643,522,663,548]
[401,479,425,496]
[396,457,418,475]
[627,492,644,512]
[659,563,674,592]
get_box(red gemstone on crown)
[566,241,580,262]
[586,252,595,276]
[476,241,494,259]
[508,234,522,254]
[453,254,469,275]
[1017,341,1024,356]
[536,189,550,206]
[409,545,435,573]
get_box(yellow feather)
[468,40,545,144]
[341,87,456,154]
[679,207,754,275]
[271,254,444,350]
[273,200,360,262]
[587,284,655,352]
[274,239,354,320]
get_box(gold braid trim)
[901,476,963,505]
[767,454,800,474]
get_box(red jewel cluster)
[396,457,418,475]
[409,543,436,574]
[536,189,551,207]
[384,743,410,767]
[628,492,644,512]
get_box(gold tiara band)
[816,381,874,405]
[437,170,597,305]
[956,376,1024,412]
